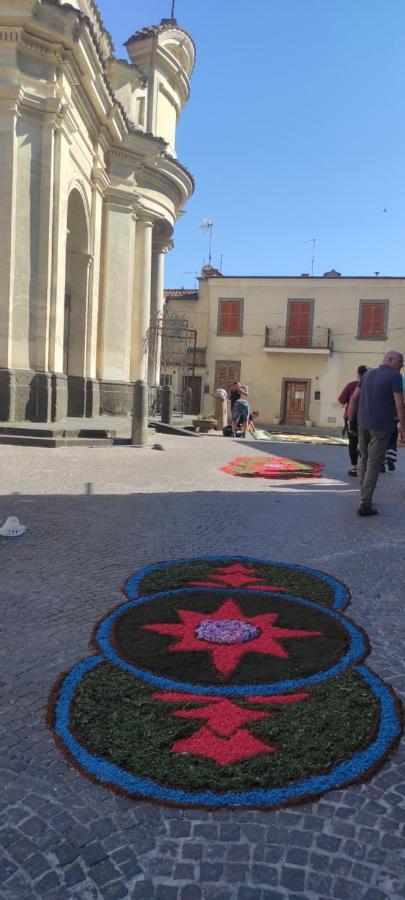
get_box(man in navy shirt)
[348,351,405,516]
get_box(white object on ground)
[0,516,26,537]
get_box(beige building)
[0,0,194,421]
[166,268,405,427]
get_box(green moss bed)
[71,664,378,792]
[133,559,336,608]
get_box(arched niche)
[63,187,91,415]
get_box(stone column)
[147,244,166,386]
[131,217,153,383]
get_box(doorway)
[283,380,310,424]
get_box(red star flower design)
[142,598,322,677]
[188,562,286,591]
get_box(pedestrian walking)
[338,365,368,476]
[347,351,405,516]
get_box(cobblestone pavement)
[1,434,404,900]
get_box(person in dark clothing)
[228,382,241,412]
[348,351,405,515]
[338,365,368,476]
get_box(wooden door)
[215,362,241,393]
[287,301,311,348]
[284,381,308,424]
[188,376,202,415]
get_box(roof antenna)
[171,1,176,19]
[199,218,214,266]
[303,237,316,276]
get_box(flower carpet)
[220,455,324,479]
[253,429,348,445]
[49,557,402,809]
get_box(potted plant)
[192,413,218,432]
[273,416,281,425]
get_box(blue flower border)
[53,661,401,809]
[96,586,366,698]
[123,556,350,610]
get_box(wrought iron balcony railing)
[264,326,331,350]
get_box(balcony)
[263,326,331,355]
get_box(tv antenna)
[199,218,214,266]
[171,1,176,18]
[303,238,316,276]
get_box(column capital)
[152,237,173,255]
[136,215,154,229]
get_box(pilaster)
[147,242,167,385]
[0,97,18,370]
[97,191,137,382]
[131,216,153,382]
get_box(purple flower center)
[196,619,261,645]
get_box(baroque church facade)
[0,0,195,421]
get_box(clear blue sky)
[97,0,405,286]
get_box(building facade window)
[217,299,243,335]
[286,299,313,348]
[358,300,388,339]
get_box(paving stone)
[97,882,128,900]
[333,877,366,899]
[199,862,224,881]
[260,892,285,900]
[204,843,228,861]
[0,858,18,884]
[223,862,249,883]
[317,835,341,853]
[352,863,373,884]
[192,823,218,840]
[182,842,203,860]
[363,890,391,900]
[34,870,62,894]
[130,881,155,899]
[54,841,81,865]
[173,863,195,879]
[306,871,333,895]
[289,829,313,848]
[118,857,142,879]
[331,857,353,877]
[237,890,258,900]
[218,824,241,841]
[286,847,309,866]
[89,859,121,887]
[82,842,108,867]
[250,864,278,886]
[155,887,178,900]
[64,861,87,887]
[264,846,284,864]
[310,851,332,872]
[180,886,201,900]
